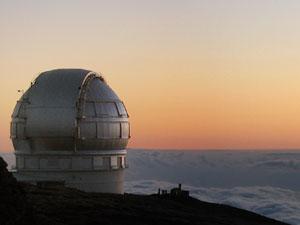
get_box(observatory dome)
[11,69,130,193]
[11,69,130,151]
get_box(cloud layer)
[126,149,300,190]
[125,149,300,224]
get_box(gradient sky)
[1,0,300,151]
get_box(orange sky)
[1,1,300,151]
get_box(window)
[121,123,129,138]
[106,103,118,117]
[116,102,127,117]
[97,123,120,138]
[95,102,118,117]
[95,103,106,116]
[111,156,118,169]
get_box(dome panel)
[29,69,89,107]
[86,78,119,101]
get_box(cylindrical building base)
[13,169,124,193]
[13,150,127,194]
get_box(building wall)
[14,150,127,194]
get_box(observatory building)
[10,69,130,193]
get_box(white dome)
[11,69,130,152]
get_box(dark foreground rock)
[0,157,290,225]
[0,157,34,225]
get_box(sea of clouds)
[125,150,300,225]
[1,150,300,225]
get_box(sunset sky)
[1,0,300,151]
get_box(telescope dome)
[11,69,130,152]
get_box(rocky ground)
[0,157,290,225]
